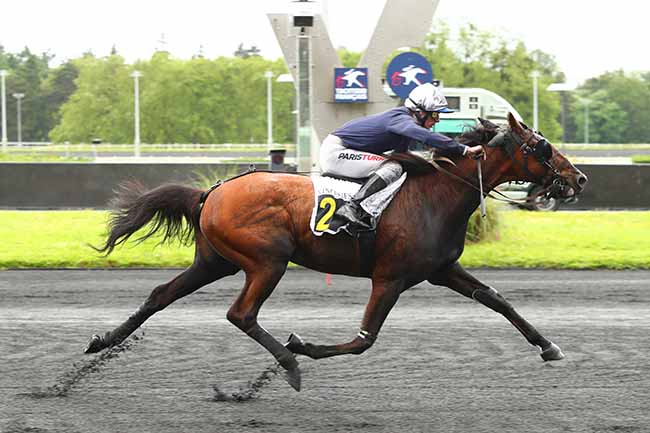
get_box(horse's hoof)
[84,334,106,354]
[284,366,302,392]
[285,333,306,354]
[540,342,565,361]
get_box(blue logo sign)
[334,68,368,103]
[385,52,433,99]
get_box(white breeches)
[319,134,403,182]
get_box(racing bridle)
[486,125,574,199]
[429,124,574,208]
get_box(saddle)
[321,172,366,184]
[309,172,406,237]
[309,172,407,275]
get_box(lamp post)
[290,0,316,171]
[265,70,274,148]
[530,70,540,131]
[582,98,591,144]
[131,71,142,157]
[547,82,576,149]
[0,70,7,151]
[276,73,296,144]
[12,93,24,146]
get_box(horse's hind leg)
[85,237,239,353]
[225,262,302,390]
[428,262,564,361]
[285,278,405,360]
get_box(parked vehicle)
[497,182,566,212]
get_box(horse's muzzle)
[571,171,588,195]
[557,168,588,198]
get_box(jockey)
[319,82,485,229]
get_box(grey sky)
[1,0,647,85]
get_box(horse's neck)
[424,156,510,219]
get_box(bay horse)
[85,113,587,391]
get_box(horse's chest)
[411,230,465,270]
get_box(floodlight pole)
[296,31,312,172]
[583,99,590,144]
[560,91,568,145]
[531,70,540,131]
[0,70,7,151]
[131,71,142,157]
[265,70,274,149]
[12,93,24,146]
[547,83,576,149]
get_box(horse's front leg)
[286,278,404,359]
[429,262,564,361]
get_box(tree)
[337,48,362,68]
[578,71,650,143]
[424,22,562,141]
[572,90,628,143]
[42,61,79,137]
[0,48,54,141]
[50,54,131,143]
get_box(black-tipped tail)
[93,181,204,256]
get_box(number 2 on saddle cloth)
[313,194,349,234]
[309,174,407,236]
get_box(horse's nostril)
[578,175,588,186]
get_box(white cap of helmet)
[404,83,454,113]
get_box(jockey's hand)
[466,145,486,160]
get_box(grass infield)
[631,155,650,163]
[1,210,648,270]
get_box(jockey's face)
[423,111,440,129]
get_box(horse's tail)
[93,181,204,256]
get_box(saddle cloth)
[309,173,407,236]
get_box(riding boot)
[336,173,388,228]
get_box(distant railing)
[1,142,648,151]
[1,142,296,150]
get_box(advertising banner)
[334,68,368,103]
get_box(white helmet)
[405,83,453,113]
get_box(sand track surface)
[2,269,649,433]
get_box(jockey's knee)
[375,160,403,183]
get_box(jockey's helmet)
[405,83,454,114]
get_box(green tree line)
[0,46,78,142]
[48,52,296,144]
[1,23,649,144]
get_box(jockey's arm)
[386,117,469,156]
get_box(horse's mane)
[386,121,500,176]
[385,152,437,175]
[457,121,500,146]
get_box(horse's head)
[478,113,588,200]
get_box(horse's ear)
[478,117,498,130]
[507,112,524,134]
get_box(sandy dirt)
[1,269,649,433]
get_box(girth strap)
[356,229,377,277]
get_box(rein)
[429,158,545,207]
[428,126,564,208]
